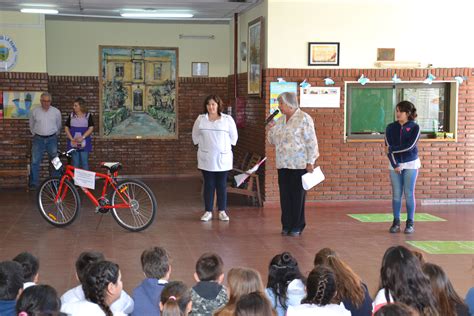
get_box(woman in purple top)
[65,97,94,170]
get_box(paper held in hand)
[302,166,325,190]
[234,157,267,187]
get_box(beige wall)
[230,0,268,74]
[267,0,474,68]
[45,19,230,76]
[0,11,47,72]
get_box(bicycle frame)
[55,164,131,210]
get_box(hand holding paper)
[302,166,325,190]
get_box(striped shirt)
[29,106,62,136]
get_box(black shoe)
[289,231,301,237]
[404,221,415,234]
[281,230,289,235]
[389,219,401,233]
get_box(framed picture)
[377,48,395,61]
[2,91,42,119]
[191,62,209,77]
[308,42,340,66]
[248,16,264,97]
[99,45,178,139]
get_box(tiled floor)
[0,176,472,298]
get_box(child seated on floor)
[61,251,134,315]
[287,265,350,316]
[235,291,276,316]
[13,251,40,290]
[190,252,228,315]
[132,246,171,316]
[61,260,123,315]
[160,281,193,316]
[16,284,65,316]
[0,261,24,316]
[265,252,305,316]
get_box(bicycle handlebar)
[57,148,77,158]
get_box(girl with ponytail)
[287,265,350,316]
[314,248,373,316]
[61,260,123,315]
[159,281,192,316]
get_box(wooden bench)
[0,139,31,189]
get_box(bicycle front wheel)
[111,179,157,232]
[37,177,80,227]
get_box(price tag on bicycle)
[51,157,62,170]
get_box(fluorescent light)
[21,8,58,14]
[120,12,193,18]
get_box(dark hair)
[302,265,336,306]
[422,262,467,316]
[314,248,364,308]
[0,261,24,300]
[203,95,224,115]
[83,261,120,316]
[160,281,192,316]
[235,291,275,316]
[13,252,40,283]
[379,246,438,315]
[266,252,304,309]
[141,247,170,279]
[374,302,419,316]
[195,252,224,281]
[16,284,61,315]
[75,251,105,285]
[74,97,87,113]
[411,250,426,265]
[396,101,417,120]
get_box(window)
[134,62,142,80]
[154,63,162,80]
[115,63,124,78]
[345,82,457,140]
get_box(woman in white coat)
[192,95,238,221]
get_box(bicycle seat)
[100,162,122,173]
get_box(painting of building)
[99,46,178,138]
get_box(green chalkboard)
[349,87,394,134]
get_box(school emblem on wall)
[0,35,18,72]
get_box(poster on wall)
[300,87,340,108]
[269,82,298,120]
[99,46,178,139]
[2,91,41,119]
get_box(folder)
[302,166,325,190]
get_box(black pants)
[278,168,307,233]
[202,170,228,212]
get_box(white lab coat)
[192,113,238,172]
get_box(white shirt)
[192,113,238,171]
[60,300,127,316]
[388,157,421,170]
[372,288,394,313]
[287,302,351,316]
[61,285,134,314]
[29,105,62,136]
[23,282,36,289]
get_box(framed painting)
[99,46,179,139]
[2,91,41,119]
[248,16,264,97]
[308,42,340,66]
[191,62,209,77]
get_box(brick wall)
[263,68,474,204]
[0,74,228,188]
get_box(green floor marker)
[407,241,474,254]
[348,213,446,222]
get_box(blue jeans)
[202,170,228,212]
[390,169,419,222]
[30,135,59,187]
[71,150,90,170]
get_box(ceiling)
[0,0,262,22]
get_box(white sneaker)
[218,211,230,221]
[200,212,212,222]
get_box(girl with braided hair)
[372,246,439,316]
[314,248,373,316]
[159,281,192,316]
[265,252,305,316]
[61,260,123,315]
[287,265,350,316]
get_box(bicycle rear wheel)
[111,179,157,232]
[37,177,80,227]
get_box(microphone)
[265,109,280,125]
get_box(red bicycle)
[37,149,157,232]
